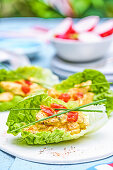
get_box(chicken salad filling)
[24,103,88,135]
[48,80,94,105]
[0,78,45,102]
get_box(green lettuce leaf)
[54,69,113,115]
[7,93,108,144]
[0,96,23,112]
[94,90,113,116]
[54,69,110,93]
[0,66,59,87]
[0,66,59,111]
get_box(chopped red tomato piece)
[24,80,32,85]
[58,93,71,103]
[21,85,30,94]
[73,92,83,100]
[40,105,54,116]
[67,111,78,122]
[51,103,67,112]
[51,103,67,109]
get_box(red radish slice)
[55,33,78,40]
[74,16,99,33]
[33,26,49,32]
[55,34,70,39]
[54,17,76,35]
[94,19,113,37]
[79,32,102,43]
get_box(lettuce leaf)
[6,92,67,136]
[94,90,113,116]
[54,69,113,115]
[0,66,59,111]
[0,66,59,87]
[54,69,110,94]
[0,96,23,112]
[7,93,108,144]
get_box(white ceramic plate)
[0,112,113,164]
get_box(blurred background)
[0,0,113,81]
[0,0,113,18]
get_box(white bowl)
[51,36,113,62]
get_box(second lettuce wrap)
[51,69,113,116]
[0,66,59,111]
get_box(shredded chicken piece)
[68,122,80,134]
[0,92,13,102]
[79,92,94,105]
[48,88,61,99]
[74,80,92,90]
[28,83,45,95]
[0,81,25,96]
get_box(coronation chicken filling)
[0,78,45,102]
[24,106,88,135]
[48,80,94,105]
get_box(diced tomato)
[51,103,67,109]
[24,80,32,85]
[51,103,67,112]
[21,85,30,94]
[73,92,83,100]
[15,81,22,85]
[67,111,78,122]
[40,105,55,116]
[58,93,71,103]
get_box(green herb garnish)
[76,82,113,88]
[10,99,106,133]
[11,108,103,112]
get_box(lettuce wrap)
[0,66,59,111]
[6,92,108,145]
[52,69,113,116]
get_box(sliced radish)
[79,32,102,43]
[55,34,70,39]
[74,16,99,33]
[94,19,113,37]
[33,26,49,32]
[55,33,78,40]
[54,17,76,35]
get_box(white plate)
[0,112,113,164]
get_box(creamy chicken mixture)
[24,81,93,135]
[24,103,88,135]
[48,80,94,105]
[0,78,45,102]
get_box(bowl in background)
[50,36,113,62]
